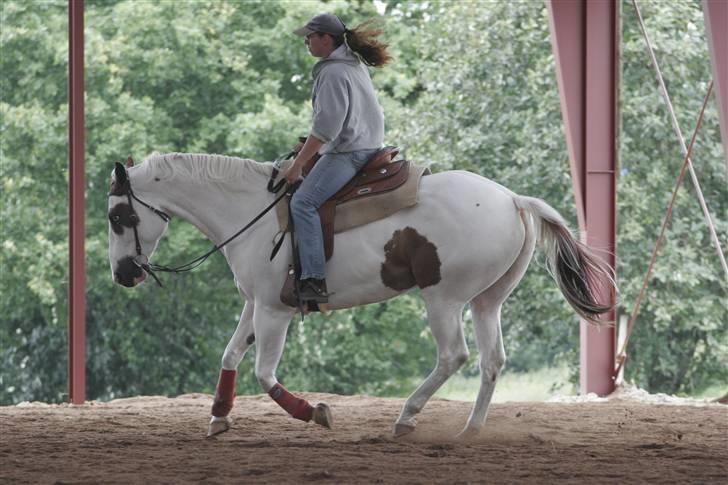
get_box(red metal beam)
[703,0,728,169]
[545,0,586,231]
[68,0,85,404]
[582,0,618,396]
[547,0,618,396]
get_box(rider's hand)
[282,163,303,184]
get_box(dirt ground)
[1,392,726,484]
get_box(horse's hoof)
[312,403,333,429]
[318,303,330,315]
[455,427,480,441]
[393,421,416,438]
[207,415,232,437]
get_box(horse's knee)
[439,348,469,375]
[255,369,276,392]
[221,350,241,370]
[221,337,254,369]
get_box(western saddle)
[277,138,411,309]
[291,137,408,260]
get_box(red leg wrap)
[211,369,236,417]
[268,383,313,422]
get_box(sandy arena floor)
[1,391,726,484]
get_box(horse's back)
[327,169,527,307]
[419,169,520,216]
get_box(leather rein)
[115,153,294,287]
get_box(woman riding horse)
[281,13,391,304]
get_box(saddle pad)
[275,163,430,234]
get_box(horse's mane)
[138,152,273,190]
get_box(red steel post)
[68,0,86,404]
[545,0,587,231]
[582,0,618,396]
[547,0,618,395]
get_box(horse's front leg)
[254,303,333,429]
[207,300,255,437]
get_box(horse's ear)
[125,156,134,168]
[114,162,128,186]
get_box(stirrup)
[298,279,329,304]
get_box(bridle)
[110,176,171,286]
[111,158,294,287]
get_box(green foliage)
[618,0,727,393]
[1,0,725,405]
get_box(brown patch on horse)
[109,179,127,196]
[110,161,129,196]
[380,227,442,291]
[108,203,139,235]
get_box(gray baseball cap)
[293,13,346,37]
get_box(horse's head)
[107,157,170,287]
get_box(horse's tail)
[513,195,616,324]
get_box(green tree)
[1,0,724,406]
[618,0,727,393]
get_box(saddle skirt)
[275,159,430,260]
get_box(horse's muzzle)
[114,256,147,287]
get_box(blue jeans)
[290,149,379,280]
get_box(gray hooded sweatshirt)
[310,44,384,154]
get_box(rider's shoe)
[298,278,329,303]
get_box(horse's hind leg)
[457,295,506,438]
[393,299,469,437]
[208,300,255,436]
[458,210,535,438]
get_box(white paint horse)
[107,153,614,438]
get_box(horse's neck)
[155,178,273,246]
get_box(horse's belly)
[327,171,525,308]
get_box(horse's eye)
[129,214,138,222]
[109,214,121,224]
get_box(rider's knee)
[291,191,315,214]
[290,191,304,209]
